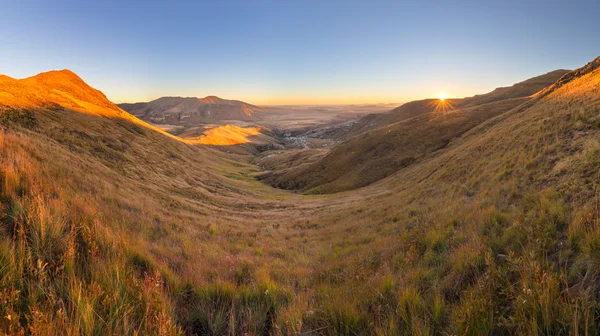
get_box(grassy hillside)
[258,70,570,194]
[332,70,569,140]
[0,71,316,335]
[259,97,528,193]
[0,56,599,335]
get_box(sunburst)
[427,94,454,113]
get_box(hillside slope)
[258,70,570,193]
[308,55,600,335]
[0,70,319,335]
[0,69,126,116]
[336,69,569,139]
[119,95,266,124]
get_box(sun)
[429,93,454,113]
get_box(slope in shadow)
[258,70,570,193]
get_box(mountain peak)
[199,95,225,104]
[119,95,265,123]
[555,56,600,85]
[28,69,84,82]
[529,55,600,102]
[0,69,122,116]
[0,74,15,82]
[42,69,79,76]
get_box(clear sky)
[1,0,599,105]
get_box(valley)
[1,56,600,335]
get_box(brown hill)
[336,69,570,139]
[118,95,266,124]
[0,69,304,334]
[258,69,571,193]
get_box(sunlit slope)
[0,70,294,240]
[0,70,296,208]
[0,70,131,116]
[0,70,201,145]
[187,125,262,145]
[0,71,226,334]
[259,69,571,193]
[0,70,311,334]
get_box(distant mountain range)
[118,96,266,124]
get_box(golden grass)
[259,97,529,193]
[186,125,262,145]
[0,57,599,334]
[260,69,570,194]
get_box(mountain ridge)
[258,68,573,193]
[332,69,571,140]
[118,95,266,124]
[0,69,125,116]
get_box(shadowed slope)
[336,69,570,139]
[119,95,266,124]
[307,56,600,334]
[258,69,571,193]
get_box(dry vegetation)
[258,97,529,193]
[0,58,599,335]
[258,70,570,194]
[185,125,264,146]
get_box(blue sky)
[1,0,599,104]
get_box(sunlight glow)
[186,125,262,146]
[428,94,454,114]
